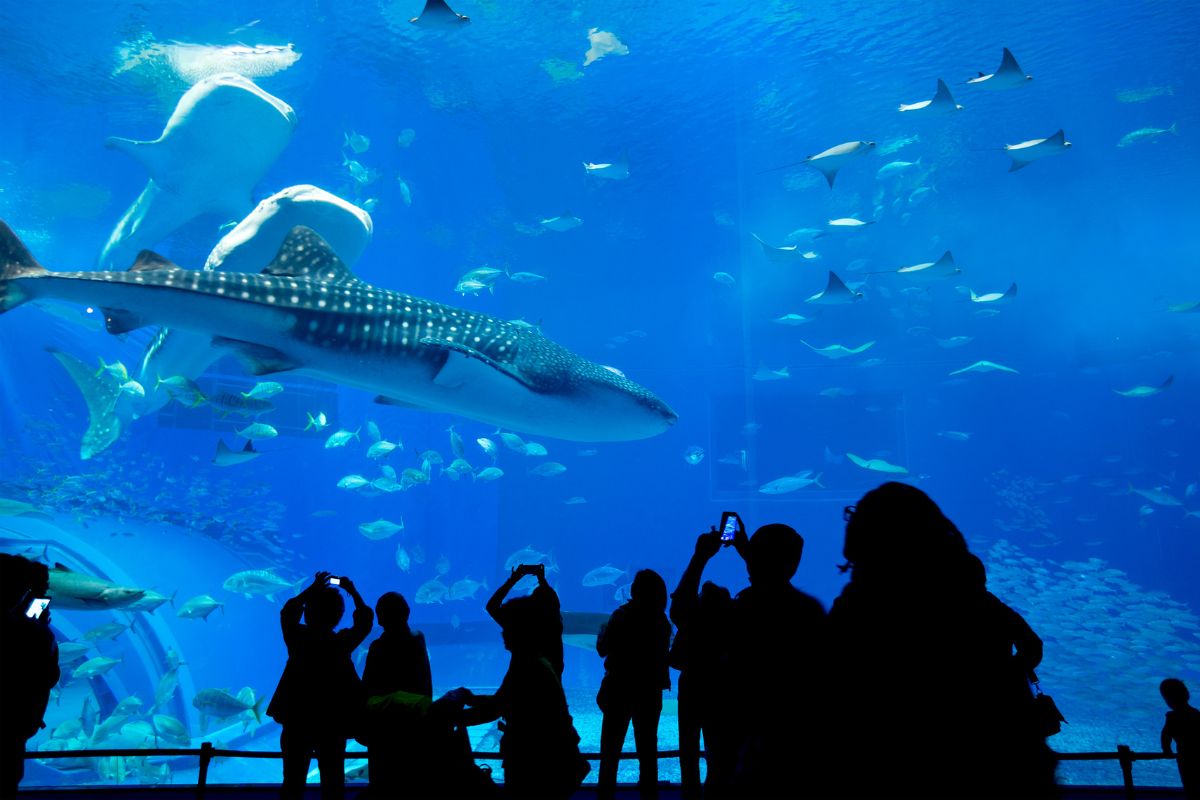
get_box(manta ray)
[896,251,959,280]
[967,47,1032,90]
[1005,130,1072,171]
[806,272,863,305]
[410,0,470,27]
[759,141,876,187]
[1,222,677,444]
[899,79,963,113]
[100,74,296,269]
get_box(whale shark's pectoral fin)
[374,395,430,410]
[101,308,146,335]
[211,337,299,375]
[424,338,535,391]
[105,136,170,178]
[261,227,361,285]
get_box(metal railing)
[26,744,1179,799]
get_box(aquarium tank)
[1,0,1197,790]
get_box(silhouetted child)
[597,569,672,799]
[1161,678,1200,798]
[267,571,373,800]
[363,591,431,797]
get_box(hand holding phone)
[328,576,342,586]
[719,511,743,545]
[25,597,50,620]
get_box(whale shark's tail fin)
[0,220,49,312]
[46,348,125,460]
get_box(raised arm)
[337,576,374,649]
[282,571,332,644]
[670,530,723,627]
[486,565,531,624]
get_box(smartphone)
[328,577,341,586]
[719,511,741,544]
[25,597,50,620]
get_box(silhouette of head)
[376,591,411,630]
[499,595,540,655]
[745,524,804,585]
[631,569,667,611]
[698,580,732,616]
[843,482,966,572]
[0,553,46,612]
[304,586,345,631]
[1161,678,1191,710]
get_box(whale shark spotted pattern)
[0,222,678,443]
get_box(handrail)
[25,744,1180,800]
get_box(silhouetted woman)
[827,482,1057,798]
[267,571,373,800]
[461,594,586,799]
[597,569,672,799]
[363,591,432,797]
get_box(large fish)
[48,563,147,610]
[1,222,677,442]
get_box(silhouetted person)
[828,482,1057,798]
[0,554,59,800]
[670,531,735,800]
[487,563,564,676]
[461,594,587,799]
[363,591,432,797]
[1161,678,1200,798]
[268,571,373,800]
[727,523,827,798]
[597,569,672,799]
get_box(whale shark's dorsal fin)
[1047,129,1066,146]
[262,226,360,285]
[129,250,181,272]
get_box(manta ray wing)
[997,47,1024,77]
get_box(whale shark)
[73,186,377,454]
[1,222,677,443]
[99,74,296,269]
[899,79,963,113]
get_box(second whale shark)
[1,222,677,443]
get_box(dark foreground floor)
[12,786,1191,799]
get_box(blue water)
[1,0,1198,788]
